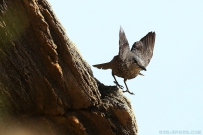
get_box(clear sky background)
[48,1,203,134]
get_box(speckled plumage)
[93,27,156,95]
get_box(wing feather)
[131,32,156,67]
[119,26,130,61]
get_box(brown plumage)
[93,27,156,95]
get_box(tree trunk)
[0,0,138,134]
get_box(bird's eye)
[134,59,138,64]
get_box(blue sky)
[48,1,203,134]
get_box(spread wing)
[131,32,156,67]
[119,26,130,61]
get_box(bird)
[93,27,156,95]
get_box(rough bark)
[0,0,138,135]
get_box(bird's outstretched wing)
[119,26,130,61]
[131,32,156,67]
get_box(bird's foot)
[122,90,135,95]
[113,81,124,89]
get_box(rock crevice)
[0,0,138,134]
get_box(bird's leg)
[122,79,134,95]
[112,72,124,89]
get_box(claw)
[113,81,124,89]
[122,78,135,95]
[122,90,134,95]
[112,72,124,89]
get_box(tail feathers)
[93,63,111,70]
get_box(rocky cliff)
[0,0,138,134]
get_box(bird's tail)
[93,62,111,70]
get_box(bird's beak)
[140,66,146,71]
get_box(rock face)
[0,0,138,135]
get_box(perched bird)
[93,27,156,95]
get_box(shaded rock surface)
[0,0,138,134]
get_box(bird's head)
[133,57,146,71]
